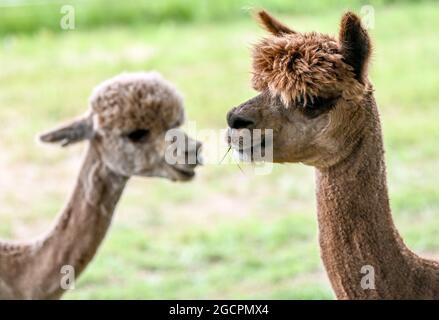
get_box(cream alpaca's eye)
[126,129,150,143]
[170,120,182,129]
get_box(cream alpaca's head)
[40,72,202,181]
[227,11,372,168]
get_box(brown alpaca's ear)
[39,116,94,147]
[256,10,295,36]
[339,12,372,83]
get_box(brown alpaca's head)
[40,72,202,181]
[227,11,373,168]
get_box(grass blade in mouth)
[219,146,231,165]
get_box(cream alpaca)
[0,72,201,299]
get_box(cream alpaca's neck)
[315,96,439,299]
[0,143,127,299]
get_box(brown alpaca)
[0,72,201,299]
[227,11,439,299]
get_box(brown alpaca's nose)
[227,112,255,129]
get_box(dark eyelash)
[126,129,150,143]
[300,96,339,118]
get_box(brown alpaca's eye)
[126,129,150,143]
[301,96,340,119]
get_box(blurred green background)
[0,0,438,299]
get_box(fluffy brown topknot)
[251,11,370,106]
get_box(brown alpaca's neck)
[316,99,439,299]
[0,144,127,299]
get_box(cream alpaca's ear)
[255,10,296,36]
[39,116,94,147]
[339,11,372,83]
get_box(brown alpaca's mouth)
[227,128,259,149]
[238,137,267,162]
[235,136,264,153]
[227,128,270,162]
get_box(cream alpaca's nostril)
[189,144,203,166]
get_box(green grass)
[0,1,438,299]
[0,0,431,35]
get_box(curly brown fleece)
[227,9,439,299]
[252,11,365,106]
